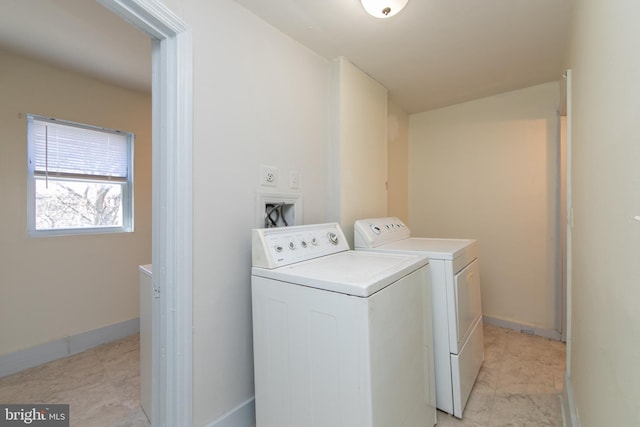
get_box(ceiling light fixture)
[361,0,409,18]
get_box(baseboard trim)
[0,318,139,378]
[483,315,562,341]
[205,397,255,427]
[562,374,579,427]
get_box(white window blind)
[30,116,129,180]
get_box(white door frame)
[564,69,573,375]
[97,1,193,426]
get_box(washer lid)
[373,237,477,260]
[252,250,428,297]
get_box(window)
[27,114,134,236]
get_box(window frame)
[26,114,135,237]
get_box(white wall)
[408,82,561,331]
[568,1,640,425]
[331,57,388,245]
[163,1,332,425]
[0,49,152,355]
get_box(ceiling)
[0,0,571,113]
[0,0,151,94]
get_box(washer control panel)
[354,217,411,248]
[252,223,349,269]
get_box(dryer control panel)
[354,217,411,248]
[252,223,349,269]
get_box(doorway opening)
[98,1,194,426]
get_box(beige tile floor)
[0,334,149,427]
[0,324,564,427]
[438,323,566,427]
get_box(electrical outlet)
[289,169,300,189]
[261,165,278,187]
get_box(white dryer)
[354,217,484,419]
[251,223,437,427]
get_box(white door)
[453,259,482,352]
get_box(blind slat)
[31,117,129,178]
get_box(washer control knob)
[288,241,296,250]
[301,240,308,248]
[327,232,339,245]
[274,245,283,253]
[370,224,381,234]
[311,237,318,246]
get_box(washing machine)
[354,217,484,419]
[251,222,437,427]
